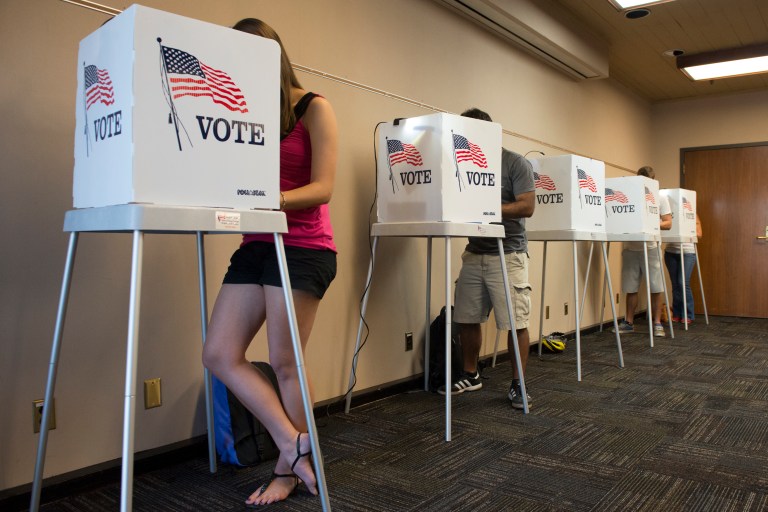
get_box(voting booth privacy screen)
[604,176,660,235]
[376,113,502,223]
[74,4,280,209]
[661,188,697,237]
[526,155,605,232]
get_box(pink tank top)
[242,93,336,252]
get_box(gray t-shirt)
[466,148,535,254]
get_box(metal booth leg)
[30,232,80,512]
[537,241,548,357]
[694,244,709,324]
[680,243,688,330]
[120,230,144,512]
[274,233,331,511]
[498,239,528,413]
[345,236,379,413]
[425,237,433,390]
[599,242,610,332]
[658,244,674,339]
[643,243,654,348]
[573,241,583,381]
[196,232,217,473]
[444,236,452,442]
[601,242,624,368]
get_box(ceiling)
[551,0,768,103]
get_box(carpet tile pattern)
[35,316,768,511]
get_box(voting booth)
[526,155,606,232]
[604,176,661,235]
[661,188,697,237]
[376,113,501,223]
[74,4,280,209]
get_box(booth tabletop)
[661,235,698,243]
[371,222,505,238]
[63,204,288,234]
[605,233,661,242]
[527,230,608,242]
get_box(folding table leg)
[274,233,331,511]
[680,244,688,330]
[537,241,548,357]
[643,243,654,348]
[444,237,452,441]
[345,236,379,413]
[694,244,709,324]
[120,230,144,512]
[658,245,674,339]
[196,232,217,473]
[424,237,432,391]
[497,239,528,413]
[573,241,583,381]
[30,232,79,512]
[601,242,624,368]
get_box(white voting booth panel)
[605,176,661,235]
[74,4,280,209]
[376,113,501,223]
[661,188,697,237]
[526,155,606,232]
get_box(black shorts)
[222,241,337,299]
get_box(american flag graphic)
[161,46,248,113]
[644,186,656,204]
[682,197,693,211]
[453,134,488,168]
[84,65,115,109]
[387,139,423,166]
[577,169,597,192]
[534,171,556,191]
[605,188,629,203]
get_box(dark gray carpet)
[38,316,768,511]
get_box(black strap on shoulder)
[293,92,318,120]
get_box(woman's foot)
[243,433,317,507]
[245,472,298,507]
[288,432,317,496]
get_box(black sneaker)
[437,371,482,395]
[507,382,532,410]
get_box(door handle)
[757,236,768,240]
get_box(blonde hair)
[233,18,303,137]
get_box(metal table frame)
[660,234,709,329]
[525,231,623,381]
[30,204,331,512]
[343,222,529,442]
[601,233,674,347]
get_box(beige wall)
[651,90,768,188]
[1,0,712,492]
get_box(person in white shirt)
[615,166,672,337]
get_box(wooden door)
[683,144,768,318]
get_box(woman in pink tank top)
[202,18,338,507]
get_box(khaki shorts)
[621,248,663,294]
[453,251,531,330]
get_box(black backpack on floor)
[427,306,464,392]
[212,361,280,466]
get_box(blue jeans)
[664,251,695,320]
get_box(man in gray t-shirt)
[440,108,536,410]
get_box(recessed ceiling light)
[608,0,674,10]
[625,8,651,19]
[678,44,768,80]
[663,49,685,57]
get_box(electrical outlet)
[33,399,56,433]
[564,302,569,315]
[144,378,162,409]
[545,306,550,320]
[616,293,620,304]
[405,332,414,351]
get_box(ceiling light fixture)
[608,0,674,10]
[677,43,768,80]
